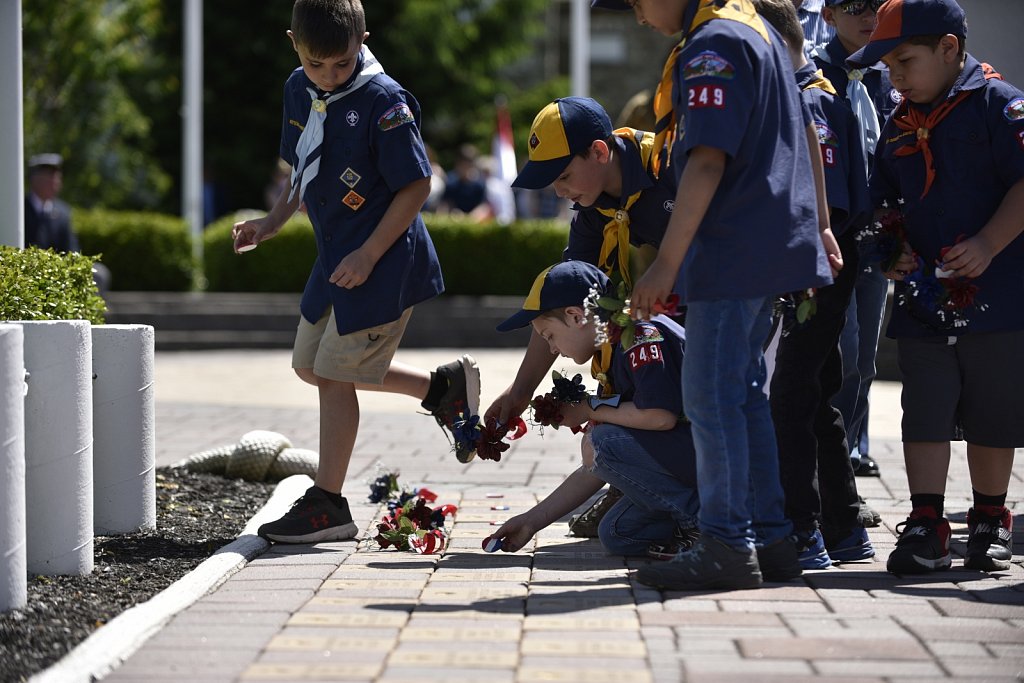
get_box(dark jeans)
[770,228,861,540]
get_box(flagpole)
[183,0,204,289]
[570,0,590,98]
[1,0,24,248]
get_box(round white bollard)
[19,320,94,576]
[91,325,156,534]
[0,324,27,611]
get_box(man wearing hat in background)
[25,153,112,296]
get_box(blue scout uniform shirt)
[871,55,1024,338]
[814,37,901,127]
[279,61,444,336]
[563,132,676,264]
[796,63,871,237]
[602,316,697,486]
[670,2,831,302]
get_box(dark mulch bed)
[0,468,274,683]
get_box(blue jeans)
[589,423,700,556]
[835,264,888,460]
[683,297,792,550]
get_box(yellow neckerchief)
[594,128,656,290]
[802,69,838,96]
[591,128,656,395]
[652,0,771,177]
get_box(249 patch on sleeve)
[688,84,725,109]
[627,342,664,370]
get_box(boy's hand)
[329,247,377,289]
[232,217,275,253]
[939,235,994,279]
[559,402,592,430]
[489,513,539,553]
[820,227,843,278]
[629,259,677,321]
[883,242,917,280]
[484,386,531,427]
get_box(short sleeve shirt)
[605,316,697,486]
[280,63,443,335]
[871,56,1024,337]
[796,63,871,236]
[563,132,676,265]
[670,7,831,301]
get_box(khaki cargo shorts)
[292,307,413,384]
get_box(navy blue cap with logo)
[496,260,611,332]
[848,0,967,68]
[512,97,614,190]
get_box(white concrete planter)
[17,320,94,576]
[91,325,156,534]
[0,323,27,611]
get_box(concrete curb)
[30,474,312,683]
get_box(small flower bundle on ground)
[367,468,457,554]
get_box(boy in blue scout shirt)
[848,0,1024,574]
[232,0,480,543]
[595,0,837,591]
[486,97,675,434]
[814,0,899,479]
[483,97,678,537]
[754,0,875,570]
[489,261,705,562]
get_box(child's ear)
[287,29,299,52]
[591,140,611,164]
[939,34,960,63]
[822,7,836,28]
[565,305,588,326]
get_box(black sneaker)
[756,536,803,582]
[964,507,1013,572]
[886,514,951,574]
[428,355,481,463]
[647,525,702,561]
[636,534,762,591]
[853,456,881,477]
[257,486,358,544]
[568,487,624,537]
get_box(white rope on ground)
[175,430,318,481]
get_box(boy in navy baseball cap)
[491,261,719,570]
[848,0,1024,576]
[512,97,614,190]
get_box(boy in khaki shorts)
[233,0,479,544]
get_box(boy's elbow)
[649,410,679,430]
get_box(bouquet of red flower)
[856,200,908,274]
[528,371,592,433]
[450,412,527,462]
[368,468,457,554]
[899,247,989,331]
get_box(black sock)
[421,370,447,411]
[910,493,945,519]
[973,489,1007,513]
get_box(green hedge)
[73,208,568,295]
[74,208,194,291]
[0,245,106,324]
[202,213,567,296]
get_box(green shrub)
[203,213,318,292]
[201,212,567,296]
[0,245,106,324]
[74,208,194,291]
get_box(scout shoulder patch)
[625,323,666,370]
[683,51,735,81]
[342,190,365,210]
[1004,97,1024,122]
[378,102,415,131]
[815,122,839,167]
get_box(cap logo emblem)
[529,132,541,151]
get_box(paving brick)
[738,637,929,660]
[516,666,652,682]
[812,659,945,677]
[641,611,782,627]
[376,667,515,683]
[240,661,383,680]
[387,648,519,667]
[680,656,814,675]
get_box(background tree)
[22,0,173,210]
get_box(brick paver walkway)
[99,349,1023,682]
